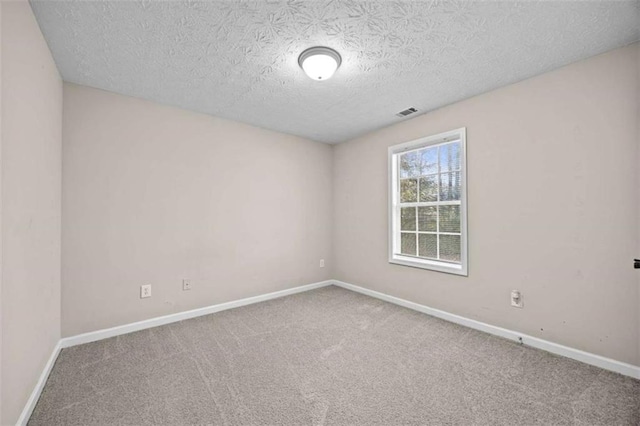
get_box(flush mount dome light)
[298,46,342,81]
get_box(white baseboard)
[18,277,640,425]
[19,280,332,425]
[60,280,333,349]
[16,340,62,426]
[332,280,640,380]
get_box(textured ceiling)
[30,0,640,144]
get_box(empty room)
[1,0,639,425]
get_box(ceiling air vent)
[396,107,417,118]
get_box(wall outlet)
[320,259,325,268]
[140,284,152,299]
[182,279,192,291]
[511,290,523,308]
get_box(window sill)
[389,254,467,276]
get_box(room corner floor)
[28,286,639,425]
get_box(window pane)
[400,233,417,256]
[439,205,460,233]
[390,130,466,274]
[418,234,437,259]
[419,147,438,175]
[400,151,420,178]
[439,172,461,201]
[401,207,416,231]
[439,142,461,172]
[400,179,418,203]
[418,206,437,232]
[419,176,437,202]
[439,234,461,262]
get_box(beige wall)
[62,83,332,337]
[333,43,640,366]
[636,44,640,368]
[1,1,62,424]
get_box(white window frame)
[388,128,468,276]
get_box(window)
[388,128,467,275]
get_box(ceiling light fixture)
[298,46,342,81]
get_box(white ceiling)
[30,1,640,144]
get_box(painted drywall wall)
[1,1,62,424]
[333,43,640,366]
[636,44,640,368]
[62,83,332,337]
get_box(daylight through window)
[389,128,467,275]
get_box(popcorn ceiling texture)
[30,0,640,143]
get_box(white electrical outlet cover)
[511,290,523,308]
[183,279,191,291]
[140,284,151,299]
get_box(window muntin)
[389,128,467,275]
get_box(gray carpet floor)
[29,285,639,425]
